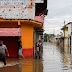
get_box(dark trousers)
[35,51,40,59]
[0,54,6,65]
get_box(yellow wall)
[62,27,68,38]
[21,23,34,49]
[65,27,68,31]
[65,27,68,38]
[65,31,68,38]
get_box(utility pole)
[53,28,55,35]
[64,21,65,38]
[64,21,65,52]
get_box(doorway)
[0,37,18,57]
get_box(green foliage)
[44,33,48,42]
[44,38,47,42]
[44,33,55,42]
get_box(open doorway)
[0,37,19,57]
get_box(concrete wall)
[68,24,71,36]
[0,0,44,19]
[64,38,68,53]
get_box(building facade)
[61,26,68,53]
[0,0,48,57]
[66,22,72,54]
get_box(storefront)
[0,28,21,57]
[0,19,43,57]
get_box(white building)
[0,0,44,19]
[66,22,72,53]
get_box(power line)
[48,4,72,18]
[44,18,64,23]
[44,18,64,27]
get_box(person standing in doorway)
[18,37,22,50]
[18,38,24,59]
[0,40,9,65]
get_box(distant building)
[65,22,72,53]
[61,25,68,53]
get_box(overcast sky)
[44,0,72,35]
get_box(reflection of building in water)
[22,58,43,72]
[63,53,68,65]
[22,58,34,72]
[62,52,69,70]
[0,58,43,72]
[33,59,43,72]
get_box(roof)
[0,19,43,24]
[0,19,43,30]
[62,22,72,27]
[61,22,72,30]
[66,22,72,25]
[0,28,21,37]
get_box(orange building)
[0,19,43,57]
[0,0,48,57]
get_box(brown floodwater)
[0,42,72,72]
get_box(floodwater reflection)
[0,42,72,72]
[0,57,43,72]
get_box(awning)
[36,29,44,35]
[0,19,43,30]
[0,28,22,37]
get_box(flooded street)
[43,42,72,72]
[0,42,72,72]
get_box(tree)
[44,33,48,42]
